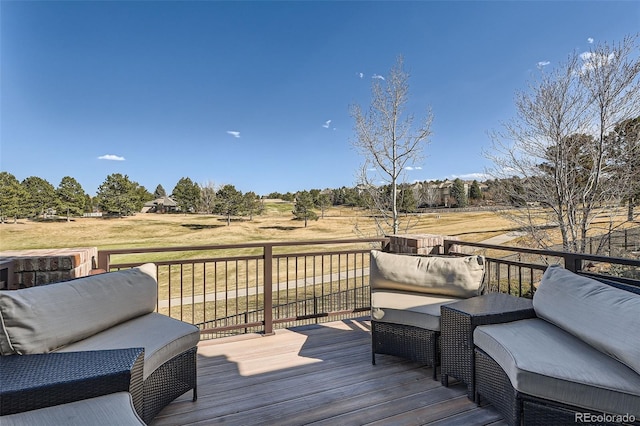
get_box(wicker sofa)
[369,250,486,379]
[473,265,640,425]
[0,264,200,423]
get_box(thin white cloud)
[537,61,550,70]
[372,74,385,80]
[587,37,594,44]
[405,166,423,171]
[322,120,331,128]
[227,131,241,138]
[448,172,490,181]
[358,72,364,79]
[580,51,615,72]
[98,154,125,161]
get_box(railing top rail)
[99,237,389,256]
[107,247,376,270]
[445,239,640,267]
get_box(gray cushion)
[0,392,145,426]
[370,250,485,298]
[57,312,200,379]
[371,290,460,330]
[534,265,640,375]
[0,263,157,355]
[474,319,640,417]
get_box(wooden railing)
[98,237,640,339]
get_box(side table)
[440,293,535,401]
[0,348,144,416]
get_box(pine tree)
[292,191,318,227]
[57,176,86,221]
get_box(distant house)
[411,179,475,207]
[142,196,178,213]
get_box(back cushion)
[534,265,640,375]
[370,250,485,298]
[0,263,157,355]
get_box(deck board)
[150,318,505,426]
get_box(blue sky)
[2,1,638,197]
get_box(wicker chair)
[473,266,640,425]
[369,250,486,380]
[0,264,199,423]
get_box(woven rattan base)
[475,348,639,426]
[440,293,535,401]
[0,348,145,417]
[143,346,197,423]
[371,321,439,380]
[474,347,520,425]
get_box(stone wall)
[0,247,97,290]
[388,234,460,255]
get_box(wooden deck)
[150,318,505,426]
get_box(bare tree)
[199,180,217,213]
[487,35,640,253]
[422,182,440,208]
[350,56,433,235]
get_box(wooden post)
[263,244,274,335]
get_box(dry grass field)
[0,204,520,252]
[1,205,525,326]
[3,205,634,329]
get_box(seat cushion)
[57,313,200,380]
[474,318,640,416]
[370,250,485,298]
[0,392,144,426]
[0,264,157,355]
[534,265,640,375]
[371,290,461,330]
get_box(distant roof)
[145,196,177,207]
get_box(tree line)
[0,169,490,225]
[0,173,259,223]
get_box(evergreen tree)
[342,186,365,207]
[469,180,482,201]
[398,185,417,213]
[96,173,142,217]
[292,190,318,227]
[133,184,154,209]
[172,177,200,213]
[281,192,295,202]
[214,184,243,225]
[0,172,27,223]
[57,176,86,221]
[607,117,639,221]
[242,191,263,220]
[22,176,58,218]
[450,178,468,207]
[153,184,167,199]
